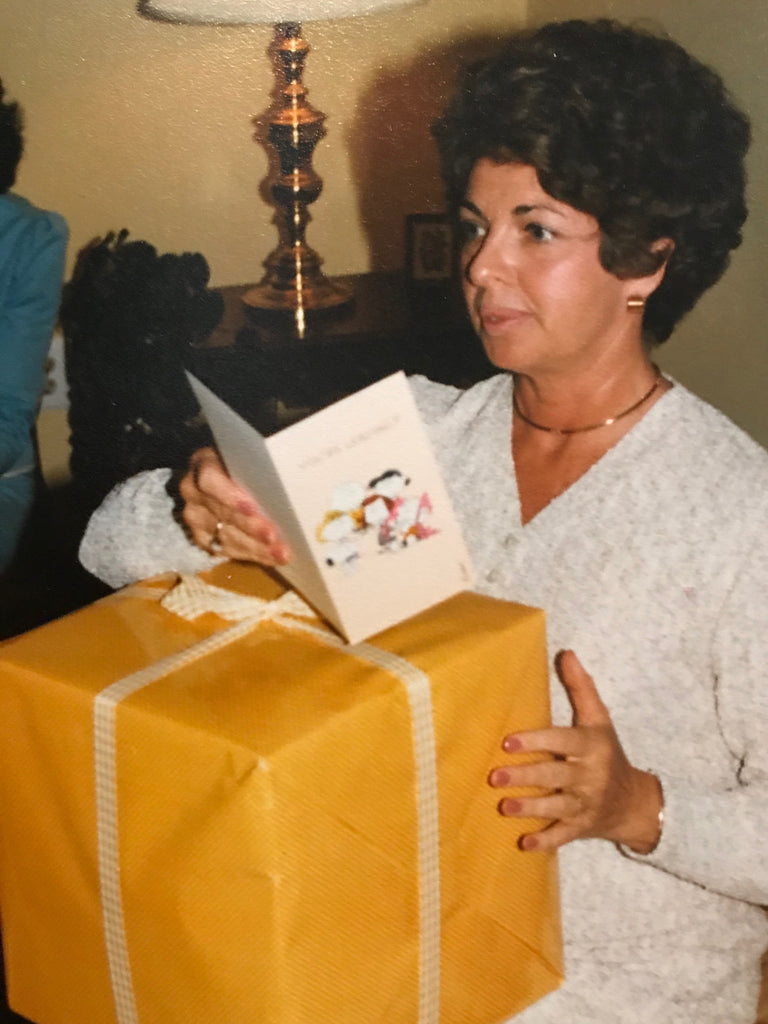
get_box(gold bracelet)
[645,769,665,853]
[616,770,664,857]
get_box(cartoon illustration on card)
[315,469,439,570]
[315,481,365,570]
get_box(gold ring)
[209,520,225,555]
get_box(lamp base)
[241,274,354,314]
[243,22,356,330]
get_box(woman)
[0,80,68,573]
[80,20,768,1023]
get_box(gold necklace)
[513,368,664,436]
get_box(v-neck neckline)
[502,375,678,530]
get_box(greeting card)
[187,371,473,643]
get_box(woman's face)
[459,159,647,379]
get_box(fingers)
[489,758,571,791]
[179,447,291,565]
[501,725,588,760]
[490,750,588,848]
[555,649,610,726]
[498,791,583,824]
[518,820,584,853]
[208,519,289,566]
[500,652,610,757]
[491,648,628,852]
[181,448,257,518]
[494,769,598,852]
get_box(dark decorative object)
[61,230,224,508]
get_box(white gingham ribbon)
[160,573,316,623]
[94,577,441,1024]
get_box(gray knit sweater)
[80,374,768,1023]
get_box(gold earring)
[627,296,646,311]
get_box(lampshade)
[141,0,418,25]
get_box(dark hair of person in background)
[432,18,751,345]
[0,81,24,195]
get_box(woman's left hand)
[489,649,663,853]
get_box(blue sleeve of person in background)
[0,193,68,476]
[0,78,69,573]
[0,193,68,571]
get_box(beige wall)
[0,0,526,286]
[4,0,768,459]
[528,0,768,445]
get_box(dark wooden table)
[188,271,493,435]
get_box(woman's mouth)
[479,307,531,335]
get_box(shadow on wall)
[346,33,509,273]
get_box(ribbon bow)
[161,574,317,625]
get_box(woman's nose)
[464,233,512,288]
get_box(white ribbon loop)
[161,574,316,624]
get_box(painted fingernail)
[499,798,522,816]
[502,736,522,752]
[488,769,510,787]
[518,834,538,852]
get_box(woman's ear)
[650,237,674,266]
[625,237,675,302]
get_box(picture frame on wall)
[405,213,455,284]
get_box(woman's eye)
[525,222,555,242]
[458,219,485,245]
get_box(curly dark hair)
[0,80,23,194]
[432,19,751,344]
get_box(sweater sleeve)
[79,468,223,587]
[79,383,447,590]
[79,375,459,588]
[0,209,68,474]
[624,533,768,906]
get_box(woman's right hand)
[179,447,290,566]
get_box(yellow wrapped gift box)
[0,563,562,1024]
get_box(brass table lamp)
[140,0,422,335]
